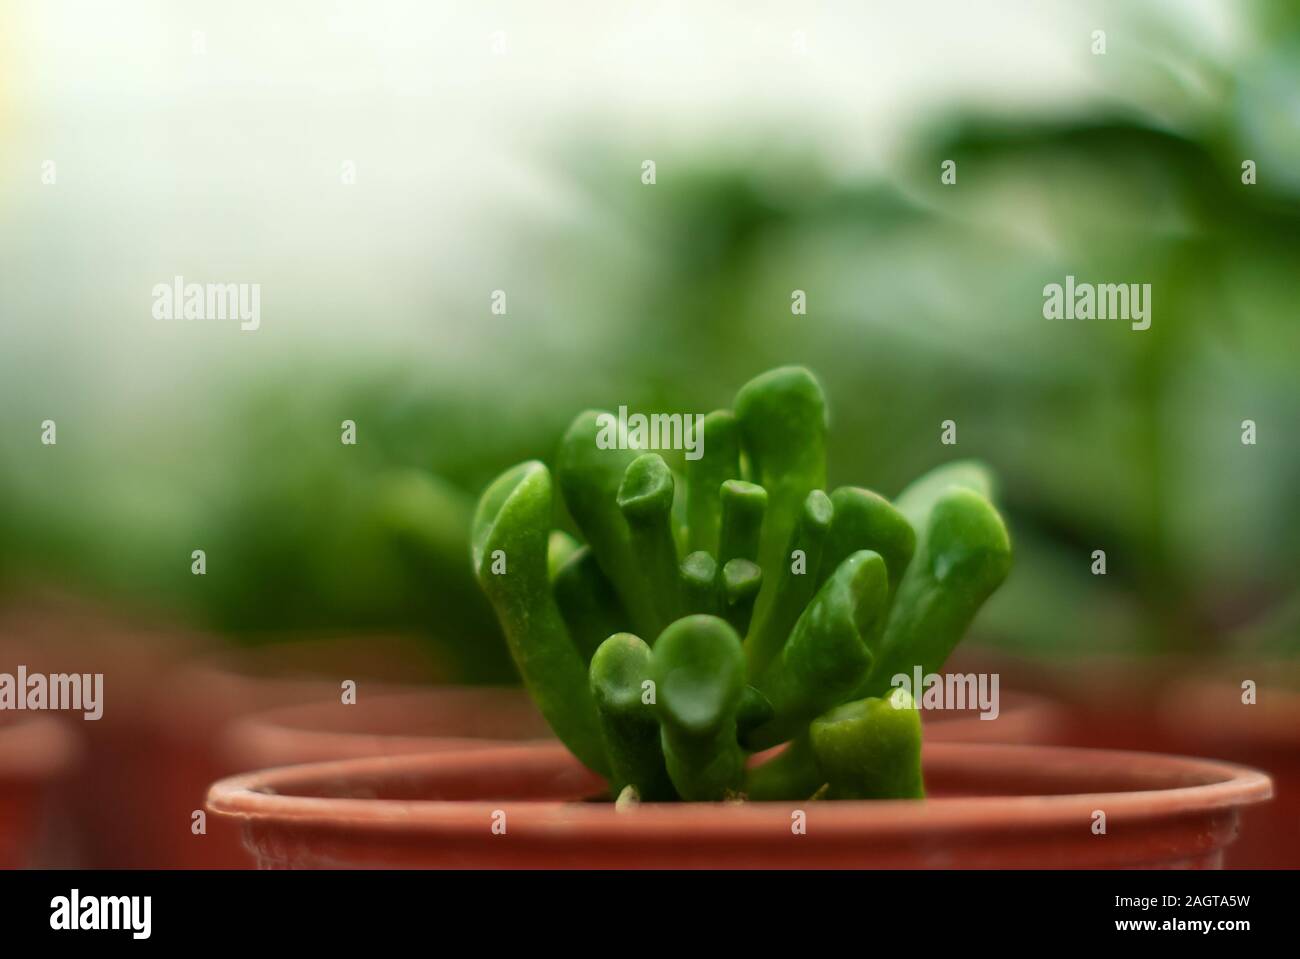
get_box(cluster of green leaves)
[472,367,1012,802]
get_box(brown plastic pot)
[222,687,553,771]
[1157,665,1300,868]
[0,715,80,867]
[208,741,1272,869]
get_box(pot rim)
[208,740,1273,836]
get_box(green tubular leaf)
[589,633,676,801]
[717,480,767,568]
[670,467,690,556]
[553,546,629,664]
[893,460,995,530]
[652,615,747,801]
[744,732,824,801]
[686,410,740,555]
[680,550,719,615]
[745,550,889,750]
[745,489,834,675]
[471,462,609,775]
[820,486,916,600]
[857,486,1013,699]
[556,411,658,637]
[617,453,682,638]
[809,689,924,800]
[734,367,828,638]
[720,558,762,637]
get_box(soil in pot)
[208,740,1272,869]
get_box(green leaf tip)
[653,614,746,734]
[589,632,654,714]
[617,453,675,521]
[809,689,924,800]
[590,632,675,801]
[471,460,549,577]
[652,614,747,800]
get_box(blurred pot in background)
[1156,658,1300,868]
[0,593,205,867]
[144,633,444,868]
[0,714,79,868]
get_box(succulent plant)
[471,366,1012,801]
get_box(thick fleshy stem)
[617,453,682,639]
[652,615,747,801]
[745,550,889,750]
[745,488,834,677]
[471,462,609,775]
[589,633,675,801]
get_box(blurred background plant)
[0,0,1295,679]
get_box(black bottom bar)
[0,868,1291,946]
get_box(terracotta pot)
[144,634,447,867]
[208,741,1272,869]
[222,687,553,771]
[1157,664,1300,867]
[0,715,80,867]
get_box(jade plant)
[471,367,1012,802]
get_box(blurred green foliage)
[2,4,1296,673]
